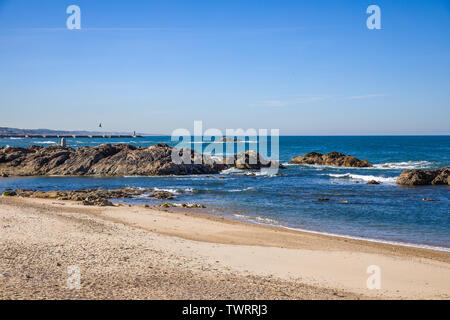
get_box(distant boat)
[99,123,102,128]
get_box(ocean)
[1,136,449,250]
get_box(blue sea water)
[0,136,449,250]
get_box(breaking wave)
[233,214,280,225]
[373,161,435,170]
[326,173,397,183]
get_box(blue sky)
[0,0,449,135]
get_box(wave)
[373,161,435,170]
[228,187,255,192]
[283,160,437,171]
[233,214,280,225]
[220,167,279,177]
[220,167,245,175]
[326,173,397,183]
[39,141,57,144]
[152,187,195,194]
[246,168,279,177]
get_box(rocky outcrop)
[0,143,282,176]
[396,168,449,186]
[0,143,226,176]
[5,188,207,207]
[11,188,146,206]
[224,150,282,170]
[290,152,372,168]
[148,191,174,200]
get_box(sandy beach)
[0,196,449,300]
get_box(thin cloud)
[257,96,327,107]
[255,94,386,107]
[344,94,387,100]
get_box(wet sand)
[0,196,449,300]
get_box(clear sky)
[0,0,449,135]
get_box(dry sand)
[0,196,449,300]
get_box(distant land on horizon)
[0,127,163,137]
[1,127,449,138]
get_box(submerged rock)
[290,152,372,168]
[367,180,381,185]
[156,202,176,208]
[396,168,449,186]
[148,191,174,200]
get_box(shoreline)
[1,196,449,299]
[230,215,450,253]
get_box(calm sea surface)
[1,136,449,250]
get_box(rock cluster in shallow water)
[4,188,207,208]
[290,152,372,168]
[396,168,449,186]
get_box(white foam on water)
[233,214,280,225]
[246,168,279,177]
[220,167,245,175]
[153,187,195,194]
[373,160,435,170]
[284,160,438,171]
[220,167,279,177]
[326,173,397,183]
[228,187,255,192]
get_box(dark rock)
[2,191,17,196]
[227,150,281,170]
[156,202,176,208]
[290,152,372,167]
[396,168,449,186]
[15,188,142,206]
[0,143,224,176]
[180,203,206,208]
[318,198,330,201]
[367,180,381,185]
[148,191,174,200]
